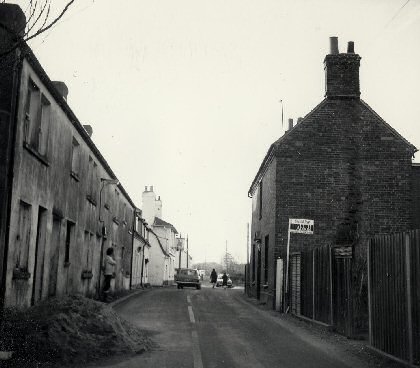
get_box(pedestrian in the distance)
[103,247,116,298]
[210,268,217,288]
[222,272,228,290]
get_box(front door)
[48,216,61,297]
[31,207,47,305]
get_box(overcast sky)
[10,0,420,264]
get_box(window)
[259,181,263,220]
[86,156,98,205]
[64,221,74,265]
[24,80,50,156]
[264,235,269,283]
[71,137,80,180]
[14,201,32,268]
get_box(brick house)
[248,37,417,336]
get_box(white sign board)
[289,218,314,234]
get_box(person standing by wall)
[103,247,116,299]
[210,268,217,289]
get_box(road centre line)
[187,295,191,304]
[191,330,204,368]
[188,305,195,323]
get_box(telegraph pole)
[225,240,228,274]
[186,235,189,268]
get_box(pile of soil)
[0,295,152,367]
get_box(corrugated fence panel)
[301,250,313,319]
[314,245,331,324]
[290,253,301,315]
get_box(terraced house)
[0,5,137,308]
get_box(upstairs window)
[86,156,98,205]
[71,137,80,180]
[24,80,50,157]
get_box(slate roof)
[153,217,179,234]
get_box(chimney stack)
[52,81,68,101]
[83,125,93,137]
[297,117,303,124]
[324,37,361,98]
[0,4,26,37]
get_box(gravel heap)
[0,295,152,367]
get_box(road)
[89,284,370,368]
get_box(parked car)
[175,268,201,290]
[216,273,233,288]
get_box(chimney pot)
[288,118,294,131]
[144,186,147,191]
[347,41,355,54]
[150,185,154,192]
[52,81,68,101]
[297,117,303,124]
[329,37,339,55]
[0,4,26,37]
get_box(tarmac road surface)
[90,284,371,368]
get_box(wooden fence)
[368,230,420,366]
[298,245,332,325]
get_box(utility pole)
[225,240,228,274]
[247,223,249,264]
[186,235,189,268]
[178,234,182,269]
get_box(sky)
[9,0,420,264]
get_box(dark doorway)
[48,216,61,297]
[31,207,47,305]
[256,246,261,300]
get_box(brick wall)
[272,98,413,331]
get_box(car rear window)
[179,269,197,276]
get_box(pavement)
[83,283,405,368]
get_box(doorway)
[31,207,47,305]
[48,215,61,297]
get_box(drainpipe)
[140,243,145,288]
[129,208,136,290]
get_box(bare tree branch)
[25,0,49,37]
[25,0,75,43]
[0,0,75,58]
